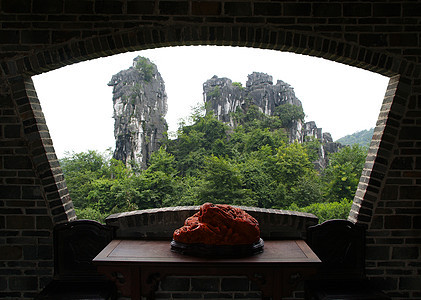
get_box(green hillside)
[336,128,374,147]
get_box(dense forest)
[63,104,367,223]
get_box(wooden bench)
[36,220,118,300]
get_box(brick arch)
[14,26,403,78]
[350,74,412,226]
[8,24,414,229]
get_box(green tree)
[240,155,282,208]
[274,103,305,128]
[75,207,109,223]
[197,155,256,207]
[147,147,177,175]
[136,147,180,209]
[244,128,276,152]
[240,105,266,130]
[322,144,367,202]
[232,82,244,89]
[286,175,323,207]
[304,136,322,162]
[171,175,203,206]
[271,142,315,186]
[135,56,154,82]
[60,150,110,209]
[60,150,139,222]
[136,170,177,209]
[289,199,353,223]
[168,113,228,176]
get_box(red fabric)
[173,203,260,245]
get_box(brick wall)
[0,75,75,298]
[0,1,421,299]
[155,275,263,300]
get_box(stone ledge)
[105,205,318,239]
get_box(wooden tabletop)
[94,239,321,265]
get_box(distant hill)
[336,128,374,147]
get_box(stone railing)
[105,206,318,240]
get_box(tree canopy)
[62,104,367,223]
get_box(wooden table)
[93,239,320,299]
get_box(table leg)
[131,267,141,300]
[272,269,283,300]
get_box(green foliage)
[322,144,367,202]
[207,86,221,98]
[135,56,154,82]
[137,148,180,209]
[147,147,177,175]
[196,155,256,206]
[336,128,374,147]
[75,207,109,224]
[239,154,281,208]
[63,104,365,224]
[303,136,322,162]
[60,150,111,210]
[243,105,265,125]
[244,128,277,152]
[286,175,323,207]
[289,199,353,223]
[272,142,315,186]
[232,82,244,90]
[274,103,305,128]
[168,113,229,176]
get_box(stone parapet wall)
[106,206,318,240]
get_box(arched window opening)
[32,46,389,224]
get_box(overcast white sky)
[32,46,389,159]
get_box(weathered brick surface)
[0,1,421,299]
[157,276,261,299]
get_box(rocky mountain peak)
[203,72,341,169]
[108,56,168,169]
[246,72,273,87]
[203,72,304,141]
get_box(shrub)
[135,57,154,82]
[207,86,221,98]
[232,82,244,90]
[75,207,109,224]
[289,198,353,223]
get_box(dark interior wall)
[0,1,420,299]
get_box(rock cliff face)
[203,72,341,168]
[204,72,304,143]
[203,75,243,126]
[108,56,168,169]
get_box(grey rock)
[108,56,168,169]
[203,75,245,127]
[204,72,304,143]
